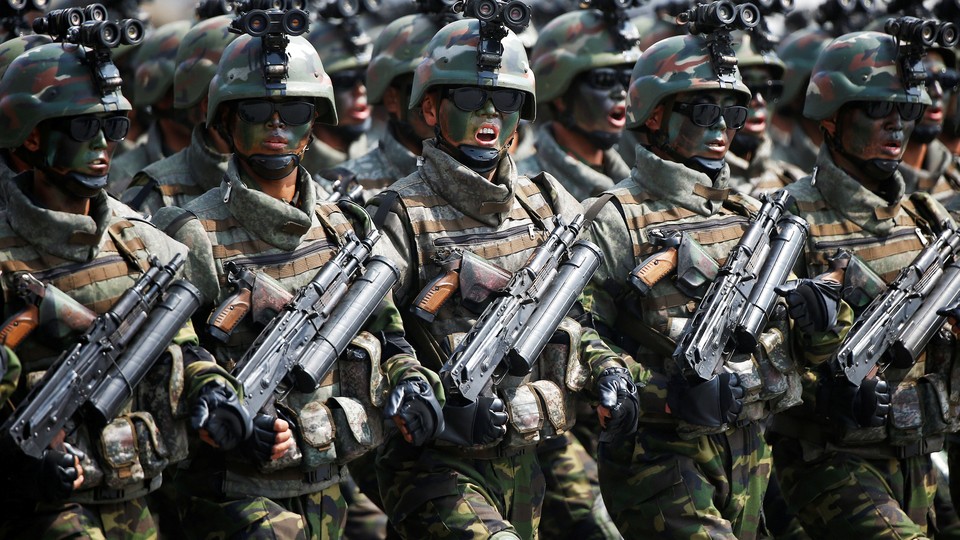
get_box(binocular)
[230,7,309,36]
[33,4,139,42]
[886,16,959,48]
[455,0,531,32]
[0,0,46,16]
[677,0,760,35]
[731,0,792,16]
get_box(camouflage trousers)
[342,461,388,540]
[376,434,546,539]
[537,432,621,540]
[598,421,771,539]
[772,436,936,539]
[0,497,156,539]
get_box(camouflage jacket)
[338,127,419,202]
[727,137,806,198]
[0,175,232,504]
[512,121,537,163]
[120,125,231,217]
[302,134,369,180]
[107,122,169,197]
[900,138,960,211]
[617,128,641,169]
[770,122,819,173]
[517,123,630,202]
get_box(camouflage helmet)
[776,28,831,105]
[207,33,338,126]
[0,42,132,148]
[530,9,641,102]
[0,34,53,80]
[306,18,372,74]
[410,18,537,121]
[634,11,685,52]
[366,13,442,105]
[626,34,751,129]
[733,31,785,80]
[133,20,192,108]
[174,15,238,110]
[804,31,932,121]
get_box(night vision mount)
[33,3,143,99]
[1,0,47,41]
[313,0,377,65]
[579,0,643,52]
[885,16,959,93]
[731,0,792,58]
[453,0,530,72]
[817,0,879,36]
[229,1,310,89]
[677,1,760,84]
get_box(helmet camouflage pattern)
[174,15,238,110]
[207,33,337,126]
[626,34,751,129]
[366,13,442,105]
[634,11,685,52]
[531,9,641,102]
[776,28,831,105]
[306,18,372,74]
[410,18,537,121]
[733,31,785,80]
[804,31,932,121]
[133,20,192,108]
[0,42,131,148]
[0,34,53,80]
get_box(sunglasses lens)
[587,68,617,90]
[491,90,524,113]
[277,101,315,125]
[330,70,365,89]
[899,102,925,121]
[690,103,722,127]
[238,100,274,123]
[102,116,130,141]
[862,101,894,119]
[619,68,633,88]
[450,88,488,111]
[723,106,748,129]
[70,116,101,142]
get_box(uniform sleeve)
[151,206,222,307]
[366,192,418,308]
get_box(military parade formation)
[1,0,960,538]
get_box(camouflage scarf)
[630,143,732,217]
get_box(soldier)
[119,15,238,216]
[151,23,443,539]
[769,30,957,539]
[108,20,193,195]
[366,16,639,539]
[0,34,52,188]
[583,28,807,539]
[727,32,806,197]
[518,8,640,202]
[0,37,244,538]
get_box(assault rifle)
[834,225,960,385]
[0,273,96,349]
[440,214,602,403]
[672,190,808,381]
[211,227,399,417]
[4,254,201,458]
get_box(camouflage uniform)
[337,129,419,200]
[769,32,956,540]
[901,137,960,210]
[303,135,369,178]
[726,136,806,198]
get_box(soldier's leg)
[2,502,108,540]
[537,432,621,540]
[177,492,308,540]
[343,454,389,539]
[98,498,159,539]
[283,483,349,540]
[773,437,935,540]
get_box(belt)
[303,464,337,484]
[87,475,162,503]
[772,415,945,459]
[446,444,536,460]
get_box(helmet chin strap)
[21,146,105,199]
[433,126,508,175]
[910,124,942,145]
[331,118,372,144]
[650,117,726,182]
[240,153,302,181]
[827,131,900,182]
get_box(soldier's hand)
[247,414,295,462]
[666,372,744,427]
[190,383,253,450]
[437,396,508,446]
[596,367,639,443]
[819,375,890,428]
[384,378,444,446]
[776,278,841,334]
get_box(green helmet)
[306,18,372,75]
[776,28,831,105]
[366,14,442,105]
[207,33,337,126]
[530,9,641,102]
[132,20,192,108]
[634,11,685,52]
[733,31,785,80]
[0,42,131,149]
[626,34,751,129]
[804,31,932,121]
[0,34,53,81]
[410,18,537,121]
[174,15,238,110]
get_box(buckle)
[303,464,336,484]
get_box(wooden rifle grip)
[414,272,459,320]
[631,248,678,293]
[0,305,38,349]
[208,288,252,338]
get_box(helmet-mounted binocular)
[677,0,759,35]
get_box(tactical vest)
[605,183,800,438]
[391,171,590,453]
[339,130,418,201]
[776,180,959,456]
[183,187,387,498]
[0,203,182,503]
[726,139,805,198]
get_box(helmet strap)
[216,105,305,182]
[17,143,104,199]
[388,118,423,152]
[434,126,506,175]
[651,97,725,181]
[826,130,900,183]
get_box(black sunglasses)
[236,99,316,125]
[329,69,366,90]
[66,115,130,142]
[745,80,784,102]
[927,69,960,91]
[441,87,525,113]
[583,67,632,90]
[672,102,749,129]
[853,100,926,122]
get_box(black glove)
[384,378,444,446]
[667,372,744,427]
[596,367,639,443]
[190,383,253,451]
[776,278,842,334]
[437,396,508,447]
[818,375,890,428]
[3,448,81,502]
[245,414,281,463]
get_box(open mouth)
[744,114,766,132]
[87,156,109,173]
[476,124,499,145]
[608,105,626,128]
[350,103,371,121]
[705,139,727,155]
[926,106,944,122]
[880,140,903,157]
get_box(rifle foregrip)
[629,248,678,297]
[413,271,459,323]
[208,288,252,343]
[0,305,38,349]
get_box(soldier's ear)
[644,104,664,131]
[22,127,41,152]
[421,91,439,128]
[821,115,837,138]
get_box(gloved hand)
[245,414,294,462]
[667,372,744,427]
[776,278,842,334]
[596,367,639,443]
[437,396,508,447]
[818,375,890,428]
[190,383,253,450]
[4,447,84,502]
[384,378,444,446]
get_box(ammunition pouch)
[838,252,885,316]
[675,234,719,299]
